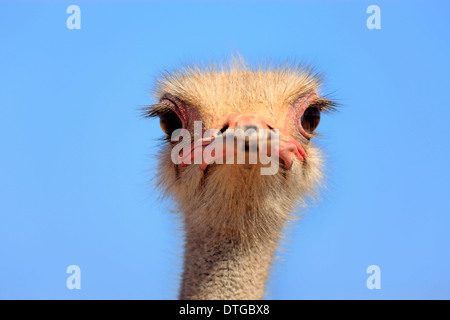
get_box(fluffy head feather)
[149,59,335,131]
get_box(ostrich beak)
[178,114,306,171]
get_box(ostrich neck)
[179,207,286,300]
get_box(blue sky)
[0,1,449,299]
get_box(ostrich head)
[144,59,336,299]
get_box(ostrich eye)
[301,107,321,134]
[159,109,183,136]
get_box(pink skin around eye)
[160,94,201,130]
[286,91,318,140]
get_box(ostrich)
[144,59,336,300]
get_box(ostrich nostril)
[219,124,229,134]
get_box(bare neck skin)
[179,207,286,300]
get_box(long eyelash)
[140,102,173,118]
[309,98,339,113]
